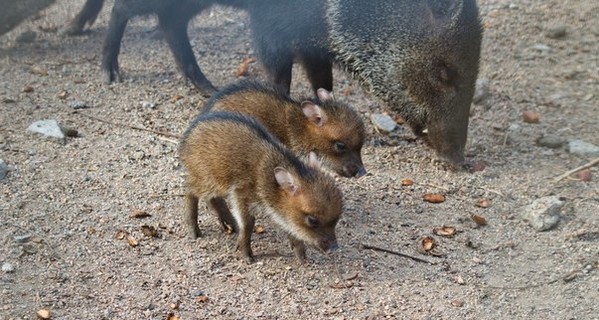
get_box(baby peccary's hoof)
[289,235,307,264]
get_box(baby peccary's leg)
[288,235,307,264]
[228,193,255,264]
[236,213,255,264]
[207,197,237,234]
[185,193,201,238]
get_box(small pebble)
[141,101,156,109]
[568,140,599,157]
[520,196,563,231]
[2,263,14,273]
[531,44,551,53]
[370,113,397,133]
[536,135,566,149]
[70,101,89,109]
[27,119,65,140]
[544,25,567,39]
[0,159,8,180]
[14,235,31,243]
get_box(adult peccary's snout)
[327,0,482,165]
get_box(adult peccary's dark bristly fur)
[248,0,482,165]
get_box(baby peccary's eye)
[333,141,347,153]
[305,215,320,229]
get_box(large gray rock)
[521,196,564,231]
[27,119,66,143]
[568,140,599,157]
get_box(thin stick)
[361,244,436,265]
[76,112,181,139]
[554,157,599,182]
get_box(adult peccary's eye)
[333,141,347,152]
[305,215,320,228]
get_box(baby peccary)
[179,112,343,263]
[204,79,366,178]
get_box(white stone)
[27,119,65,140]
[521,196,564,231]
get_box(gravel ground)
[1,0,598,319]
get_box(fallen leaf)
[451,299,464,307]
[115,230,127,240]
[57,90,69,99]
[130,209,151,219]
[401,178,414,186]
[476,199,490,208]
[23,85,34,93]
[421,236,436,251]
[522,111,540,123]
[254,224,265,234]
[236,57,256,77]
[423,193,445,203]
[127,235,139,247]
[197,295,209,303]
[471,215,487,226]
[578,169,591,181]
[329,282,353,289]
[170,94,184,103]
[36,309,51,319]
[31,66,48,76]
[141,225,158,238]
[166,313,179,320]
[433,226,456,237]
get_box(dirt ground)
[1,0,598,319]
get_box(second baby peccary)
[248,0,483,166]
[203,79,367,178]
[81,0,245,96]
[179,112,343,263]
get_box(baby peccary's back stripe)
[181,111,317,180]
[202,79,293,113]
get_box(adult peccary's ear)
[274,167,300,196]
[301,101,327,126]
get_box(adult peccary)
[66,0,245,97]
[248,0,482,166]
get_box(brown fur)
[203,80,366,178]
[179,112,343,263]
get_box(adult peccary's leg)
[300,52,334,94]
[158,11,217,97]
[63,0,105,36]
[101,2,131,84]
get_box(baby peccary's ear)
[308,152,321,170]
[274,167,300,196]
[301,101,327,126]
[316,88,335,102]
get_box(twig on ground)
[361,244,436,265]
[554,157,599,182]
[76,112,181,139]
